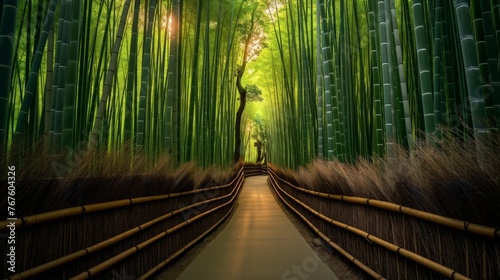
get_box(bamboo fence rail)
[138,201,237,279]
[268,167,499,279]
[69,176,244,280]
[270,168,499,239]
[268,174,386,280]
[243,163,268,177]
[3,168,244,279]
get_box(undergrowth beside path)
[271,135,500,228]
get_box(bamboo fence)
[268,167,500,279]
[243,163,268,177]
[1,168,244,279]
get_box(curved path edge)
[170,176,339,280]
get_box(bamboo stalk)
[269,168,498,239]
[12,0,56,143]
[269,172,472,280]
[88,0,132,148]
[0,0,19,150]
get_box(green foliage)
[2,0,499,173]
[3,0,263,171]
[245,84,263,102]
[263,0,499,168]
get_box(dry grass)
[1,144,237,216]
[272,134,500,228]
[1,144,242,279]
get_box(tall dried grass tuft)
[1,144,236,216]
[194,165,235,189]
[275,133,500,228]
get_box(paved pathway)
[175,176,339,280]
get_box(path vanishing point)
[167,176,339,280]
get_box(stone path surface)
[174,176,339,280]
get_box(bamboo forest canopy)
[0,0,499,172]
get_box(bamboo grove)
[1,0,499,173]
[262,0,500,168]
[0,0,264,172]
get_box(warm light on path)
[174,176,339,280]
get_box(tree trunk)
[234,67,247,163]
[233,8,256,164]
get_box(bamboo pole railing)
[6,174,244,280]
[269,168,485,280]
[69,176,244,280]
[269,168,499,239]
[258,164,268,175]
[4,168,244,280]
[243,163,267,177]
[268,174,386,280]
[138,201,237,279]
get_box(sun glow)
[264,1,284,23]
[161,15,173,33]
[247,26,267,62]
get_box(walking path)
[175,176,339,280]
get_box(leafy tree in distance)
[234,3,266,163]
[251,115,267,163]
[245,84,264,102]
